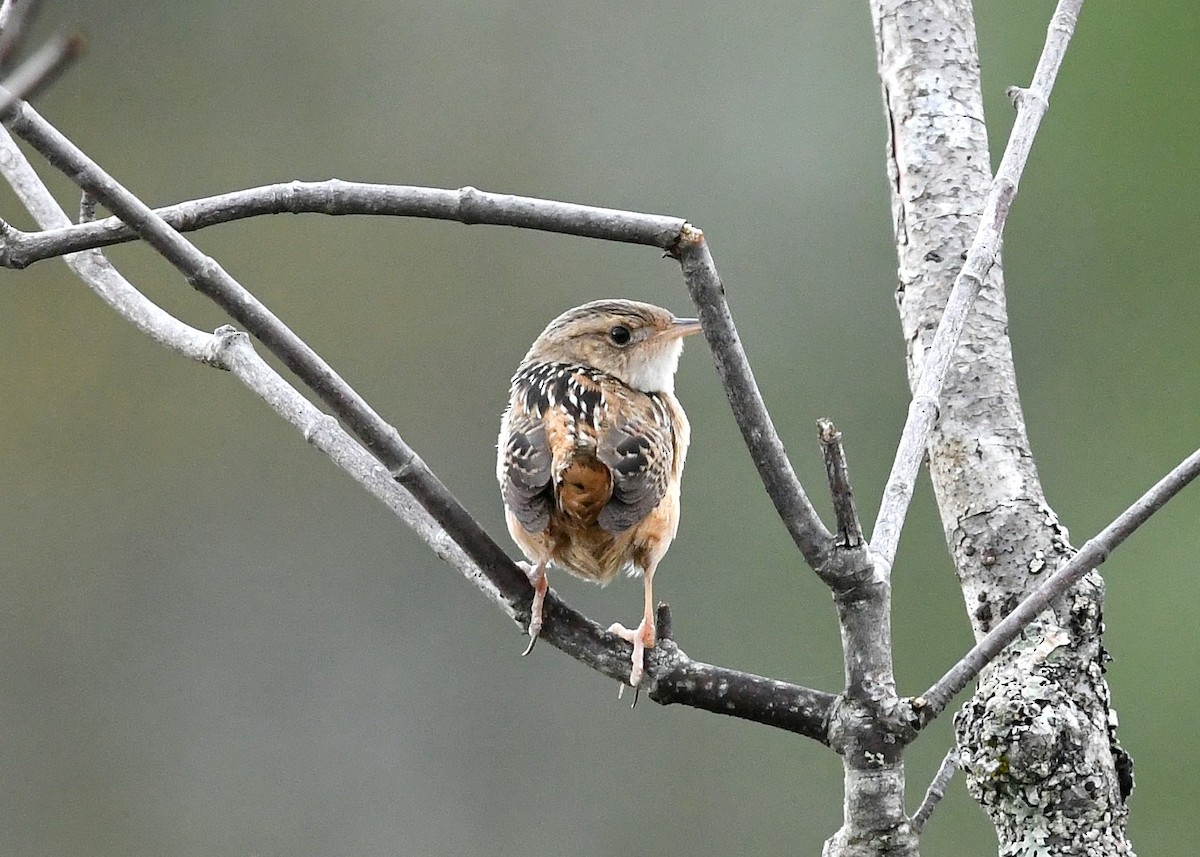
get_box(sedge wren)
[497,299,701,687]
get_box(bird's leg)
[607,562,657,687]
[521,560,548,656]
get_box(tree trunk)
[868,1,1134,852]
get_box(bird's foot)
[607,617,655,687]
[520,561,547,656]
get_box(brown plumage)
[497,299,701,687]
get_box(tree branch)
[0,0,41,66]
[868,0,1084,570]
[910,747,959,834]
[3,77,843,742]
[874,1,1137,852]
[0,30,83,112]
[0,105,836,740]
[0,180,688,268]
[819,419,864,549]
[916,443,1200,721]
[671,235,908,853]
[652,645,835,741]
[673,226,833,566]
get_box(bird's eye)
[608,325,632,346]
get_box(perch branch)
[916,443,1200,721]
[0,105,842,741]
[0,120,836,740]
[869,0,1085,568]
[0,163,840,724]
[0,180,688,268]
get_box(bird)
[497,299,702,688]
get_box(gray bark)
[869,1,1133,853]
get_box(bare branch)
[0,180,688,268]
[869,0,1085,568]
[0,0,41,66]
[0,31,83,111]
[910,747,959,833]
[917,444,1200,721]
[0,119,836,740]
[0,124,212,358]
[671,232,907,847]
[673,226,833,566]
[652,648,835,741]
[818,419,864,549]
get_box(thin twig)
[0,0,41,66]
[916,444,1200,721]
[673,225,833,566]
[0,31,83,111]
[0,124,213,357]
[0,121,837,740]
[818,419,863,549]
[0,180,688,268]
[910,747,960,833]
[869,0,1085,568]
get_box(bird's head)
[523,299,703,393]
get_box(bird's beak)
[664,316,703,340]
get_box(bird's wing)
[596,394,675,534]
[499,408,554,533]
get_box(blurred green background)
[1,1,1196,854]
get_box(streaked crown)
[521,299,702,394]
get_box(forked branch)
[869,0,1086,569]
[916,443,1200,720]
[0,106,835,739]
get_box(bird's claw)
[616,683,642,708]
[521,633,538,657]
